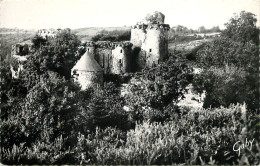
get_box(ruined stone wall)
[130,26,147,47]
[10,64,24,79]
[11,43,33,56]
[83,23,169,73]
[84,41,132,74]
[95,48,113,74]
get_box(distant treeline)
[91,30,131,42]
[168,25,221,43]
[90,26,220,43]
[170,25,221,34]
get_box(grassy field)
[168,39,212,53]
[72,26,131,42]
[0,27,132,61]
[0,27,211,62]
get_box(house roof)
[72,51,103,72]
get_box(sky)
[0,0,260,30]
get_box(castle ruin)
[72,11,170,89]
[10,11,170,90]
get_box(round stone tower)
[71,49,103,90]
[130,11,170,70]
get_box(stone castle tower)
[71,49,103,90]
[131,11,170,71]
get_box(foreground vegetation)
[2,104,259,165]
[1,11,259,165]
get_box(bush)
[87,82,130,131]
[2,104,259,165]
[1,135,76,165]
[1,71,88,149]
[83,104,259,165]
[193,65,247,108]
[103,73,132,87]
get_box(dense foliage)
[88,104,259,165]
[1,30,129,164]
[30,29,84,79]
[2,105,259,165]
[194,11,259,112]
[124,56,192,121]
[221,11,259,45]
[196,38,258,68]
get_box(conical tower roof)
[72,51,102,72]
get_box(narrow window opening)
[87,48,89,52]
[149,49,152,52]
[120,49,123,53]
[119,59,122,64]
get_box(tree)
[174,25,189,34]
[221,11,259,45]
[87,83,129,131]
[1,70,93,149]
[198,26,206,33]
[194,13,259,111]
[29,29,83,79]
[124,56,192,121]
[196,37,259,68]
[210,26,221,32]
[32,35,48,49]
[1,29,89,151]
[0,62,27,119]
